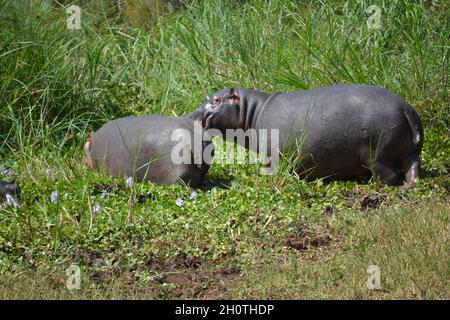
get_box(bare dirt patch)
[143,253,242,299]
[285,234,331,251]
[92,182,126,195]
[350,187,388,210]
[65,249,242,299]
[360,192,388,210]
[283,223,341,261]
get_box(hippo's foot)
[373,160,402,186]
[401,156,421,188]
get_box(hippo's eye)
[212,97,221,105]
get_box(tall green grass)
[1,0,448,158]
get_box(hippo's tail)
[402,104,424,152]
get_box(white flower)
[92,204,102,213]
[126,176,134,188]
[189,191,198,200]
[175,198,185,207]
[50,191,59,204]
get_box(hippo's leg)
[373,160,401,186]
[83,135,94,170]
[402,156,421,187]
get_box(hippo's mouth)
[203,112,215,129]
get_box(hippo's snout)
[0,181,22,208]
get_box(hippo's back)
[255,84,423,179]
[258,84,420,144]
[259,84,412,127]
[90,115,208,186]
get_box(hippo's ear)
[229,88,238,97]
[228,88,240,104]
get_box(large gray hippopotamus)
[83,115,211,187]
[191,84,423,186]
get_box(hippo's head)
[0,181,22,208]
[191,88,242,133]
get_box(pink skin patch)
[83,135,94,170]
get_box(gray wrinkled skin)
[0,181,22,208]
[192,84,424,186]
[86,115,211,188]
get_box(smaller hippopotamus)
[191,84,424,186]
[83,115,212,188]
[0,181,22,208]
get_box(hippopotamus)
[191,84,424,186]
[0,181,22,208]
[83,115,212,187]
